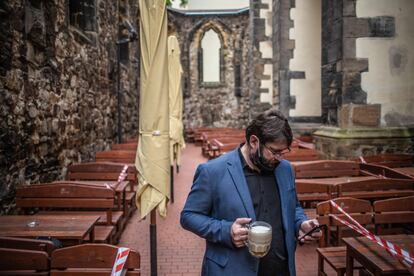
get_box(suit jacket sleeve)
[180,163,234,249]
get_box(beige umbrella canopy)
[168,35,185,167]
[135,0,170,219]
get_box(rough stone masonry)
[0,0,140,213]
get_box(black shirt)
[238,147,289,276]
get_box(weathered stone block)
[343,17,370,38]
[371,16,395,37]
[342,72,366,104]
[339,104,381,128]
[343,37,356,59]
[313,126,414,159]
[341,58,368,73]
[343,0,356,17]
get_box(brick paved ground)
[119,143,326,275]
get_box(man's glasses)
[261,143,291,158]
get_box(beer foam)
[251,225,271,233]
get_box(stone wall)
[0,0,140,213]
[168,9,250,129]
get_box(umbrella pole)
[150,210,157,276]
[170,165,174,203]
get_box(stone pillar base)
[313,126,414,160]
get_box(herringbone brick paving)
[119,143,325,275]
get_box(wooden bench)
[200,131,244,157]
[95,150,136,164]
[358,153,413,168]
[67,162,136,186]
[67,161,136,189]
[316,246,362,276]
[316,197,373,247]
[0,236,56,255]
[316,198,370,276]
[293,160,364,179]
[67,162,137,235]
[67,162,136,211]
[359,163,413,179]
[50,243,140,275]
[283,148,321,162]
[208,137,243,159]
[192,127,239,145]
[0,237,56,275]
[0,247,49,275]
[373,195,414,235]
[296,182,333,208]
[16,183,117,244]
[337,178,414,200]
[111,143,138,151]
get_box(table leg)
[346,247,354,276]
[317,252,324,276]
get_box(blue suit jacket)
[180,149,308,276]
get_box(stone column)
[315,0,413,159]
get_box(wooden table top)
[394,167,414,177]
[0,215,100,240]
[296,176,376,186]
[343,234,414,275]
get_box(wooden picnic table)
[343,234,414,276]
[0,215,100,244]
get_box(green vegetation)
[165,0,188,7]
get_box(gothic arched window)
[200,29,222,85]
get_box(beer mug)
[244,221,272,258]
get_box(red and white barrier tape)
[117,165,129,183]
[329,200,414,270]
[111,247,131,276]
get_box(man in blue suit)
[181,109,321,276]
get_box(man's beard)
[249,146,280,173]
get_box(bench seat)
[317,246,362,276]
[84,225,115,244]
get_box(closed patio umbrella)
[135,0,170,220]
[168,35,185,202]
[135,0,170,274]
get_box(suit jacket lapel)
[275,164,289,233]
[227,150,256,220]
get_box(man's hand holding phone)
[298,219,324,245]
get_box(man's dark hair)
[245,109,293,146]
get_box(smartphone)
[297,224,326,245]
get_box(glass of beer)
[245,221,272,258]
